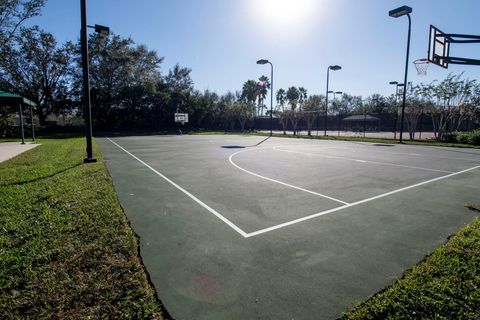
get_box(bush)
[445,129,480,146]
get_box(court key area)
[98,134,480,320]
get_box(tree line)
[1,1,479,140]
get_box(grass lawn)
[342,203,480,319]
[0,136,165,319]
[0,137,23,143]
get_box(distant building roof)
[342,115,380,122]
[0,91,36,107]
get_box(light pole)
[389,5,412,143]
[324,65,341,136]
[81,0,109,163]
[257,59,274,136]
[332,91,343,136]
[30,105,35,142]
[389,81,404,140]
[19,104,25,144]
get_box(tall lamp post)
[389,5,412,143]
[257,59,274,136]
[331,91,343,136]
[81,0,109,163]
[324,65,341,136]
[389,81,404,140]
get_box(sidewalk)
[0,142,39,163]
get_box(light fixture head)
[257,59,269,65]
[389,81,398,85]
[389,5,412,18]
[329,65,342,71]
[94,24,110,36]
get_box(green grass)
[0,137,23,143]
[0,136,164,319]
[342,203,480,319]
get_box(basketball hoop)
[413,58,429,76]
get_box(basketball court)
[98,134,480,319]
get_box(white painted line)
[228,149,349,205]
[107,138,249,238]
[245,164,480,237]
[273,147,454,174]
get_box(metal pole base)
[84,157,97,163]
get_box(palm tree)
[286,87,299,110]
[257,75,270,116]
[276,88,287,112]
[298,87,308,111]
[286,87,300,134]
[241,80,258,105]
[241,80,259,119]
[276,88,287,134]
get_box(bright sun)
[253,0,318,28]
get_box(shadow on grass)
[1,162,84,187]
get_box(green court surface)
[98,134,480,320]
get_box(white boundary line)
[107,138,249,238]
[245,164,480,238]
[228,149,350,205]
[273,146,454,174]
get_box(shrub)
[445,129,480,146]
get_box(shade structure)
[0,91,36,107]
[342,115,380,122]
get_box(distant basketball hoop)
[174,113,188,124]
[413,58,429,76]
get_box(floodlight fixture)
[94,24,110,36]
[389,5,412,18]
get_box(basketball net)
[413,59,429,76]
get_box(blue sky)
[29,0,480,98]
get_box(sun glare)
[253,0,318,29]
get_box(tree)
[419,74,477,140]
[231,102,254,131]
[257,75,270,116]
[241,80,259,107]
[0,27,75,125]
[84,33,163,129]
[0,0,45,45]
[218,92,236,131]
[298,87,308,111]
[338,94,362,115]
[302,95,322,136]
[286,87,300,134]
[165,64,193,93]
[276,88,288,134]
